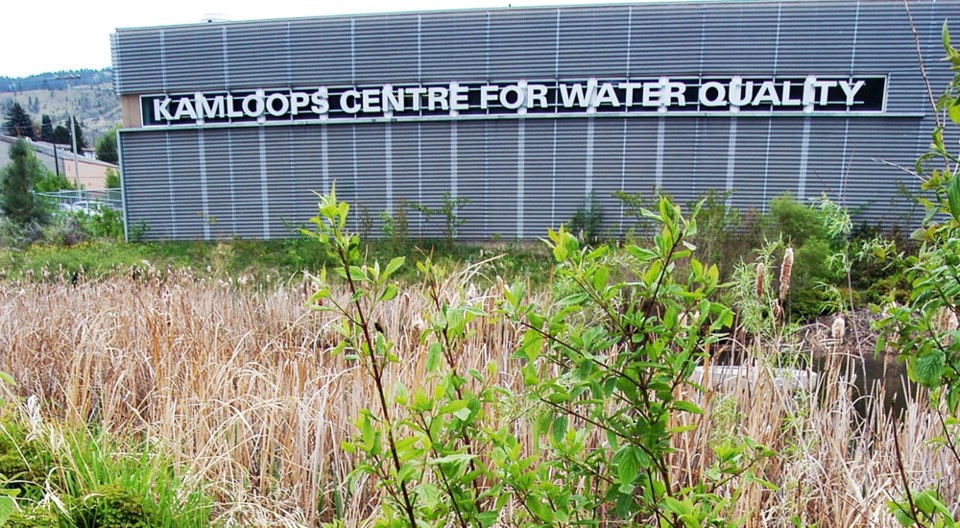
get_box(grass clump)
[0,400,212,528]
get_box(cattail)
[831,315,846,344]
[779,247,794,301]
[755,262,765,299]
[772,298,783,322]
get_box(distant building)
[112,1,958,241]
[0,135,118,191]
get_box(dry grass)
[0,272,957,526]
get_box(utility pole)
[55,74,83,192]
[70,115,81,191]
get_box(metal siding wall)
[225,23,292,88]
[523,120,558,233]
[355,17,421,84]
[415,122,452,239]
[163,27,226,91]
[457,121,492,239]
[700,5,779,73]
[620,119,661,228]
[731,118,775,210]
[661,119,700,203]
[552,119,589,227]
[488,10,557,80]
[761,119,807,204]
[420,12,489,82]
[353,124,389,231]
[113,1,958,240]
[558,7,631,79]
[288,19,354,86]
[627,7,704,75]
[391,122,423,232]
[592,119,629,235]
[113,30,164,93]
[484,120,520,238]
[202,129,238,237]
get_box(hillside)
[0,69,120,145]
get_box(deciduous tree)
[95,127,119,164]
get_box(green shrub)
[6,507,59,528]
[767,194,822,246]
[306,187,770,527]
[566,192,604,243]
[69,483,150,528]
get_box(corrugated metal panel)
[224,22,293,88]
[114,1,957,240]
[420,12,490,82]
[288,18,354,86]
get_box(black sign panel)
[141,76,887,127]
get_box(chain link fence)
[34,189,123,213]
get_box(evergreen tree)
[1,138,45,225]
[51,124,70,145]
[2,102,35,139]
[95,127,119,164]
[40,115,54,142]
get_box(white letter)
[728,77,754,107]
[382,85,404,113]
[618,82,643,107]
[480,85,500,110]
[290,91,311,115]
[450,82,469,112]
[226,94,244,117]
[340,89,361,114]
[839,80,865,106]
[153,98,174,121]
[642,80,663,107]
[362,88,381,113]
[428,87,449,111]
[751,81,780,106]
[814,80,838,105]
[499,85,525,110]
[663,80,686,106]
[266,93,290,117]
[242,91,265,118]
[173,97,198,120]
[527,84,549,109]
[559,81,597,108]
[196,93,225,119]
[594,82,621,108]
[406,87,427,111]
[698,82,726,107]
[310,88,329,114]
[780,81,802,106]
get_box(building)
[0,135,118,191]
[111,1,958,241]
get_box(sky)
[3,0,654,78]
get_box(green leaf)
[383,256,405,280]
[614,446,639,487]
[0,495,13,524]
[551,415,568,444]
[912,349,945,387]
[379,283,399,301]
[674,400,703,415]
[426,342,442,372]
[0,371,14,387]
[948,102,960,126]
[430,453,476,465]
[948,173,960,221]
